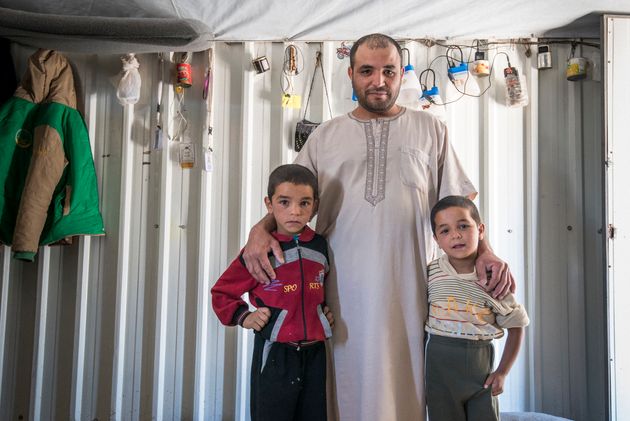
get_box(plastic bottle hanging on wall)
[504,67,529,108]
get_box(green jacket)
[0,49,104,261]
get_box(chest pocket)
[399,146,431,192]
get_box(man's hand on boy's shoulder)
[323,305,334,329]
[243,222,284,285]
[475,250,515,299]
[242,307,271,331]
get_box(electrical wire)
[415,38,599,51]
[423,50,513,105]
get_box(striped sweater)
[425,254,529,340]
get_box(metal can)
[177,62,192,87]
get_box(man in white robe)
[243,34,514,421]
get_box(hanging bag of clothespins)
[117,53,141,105]
[294,51,332,152]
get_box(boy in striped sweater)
[425,196,529,421]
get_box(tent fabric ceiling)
[1,0,629,51]
[0,7,212,53]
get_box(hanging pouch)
[294,51,332,152]
[295,119,320,152]
[117,53,141,105]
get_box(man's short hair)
[349,33,403,69]
[430,196,482,234]
[267,164,318,201]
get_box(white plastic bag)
[117,53,141,105]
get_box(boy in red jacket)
[212,164,333,421]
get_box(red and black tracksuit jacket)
[211,226,332,343]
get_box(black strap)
[303,51,333,121]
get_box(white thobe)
[295,108,476,421]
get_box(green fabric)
[13,251,36,262]
[0,96,104,250]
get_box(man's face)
[349,43,403,115]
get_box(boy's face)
[433,206,485,262]
[264,182,317,236]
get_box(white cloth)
[295,107,476,421]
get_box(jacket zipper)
[294,234,307,343]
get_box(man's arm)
[241,213,284,284]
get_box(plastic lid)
[423,86,439,97]
[447,63,468,73]
[404,64,415,72]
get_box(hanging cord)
[569,41,577,59]
[424,47,466,105]
[401,48,410,67]
[205,48,214,151]
[416,38,599,51]
[152,52,165,150]
[281,44,304,94]
[412,37,595,106]
[419,68,436,92]
[446,45,464,68]
[424,49,512,105]
[203,49,212,100]
[303,51,333,121]
[473,39,481,55]
[170,52,190,141]
[171,93,188,141]
[156,54,164,127]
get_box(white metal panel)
[111,103,135,419]
[0,248,11,414]
[581,37,608,421]
[605,14,630,421]
[193,44,215,421]
[483,44,532,413]
[524,51,539,413]
[70,53,99,420]
[152,51,176,420]
[0,248,21,420]
[0,39,607,420]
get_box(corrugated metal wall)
[0,40,605,420]
[537,43,607,421]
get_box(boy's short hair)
[267,164,318,201]
[349,33,403,69]
[430,196,482,234]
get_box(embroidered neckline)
[347,106,406,123]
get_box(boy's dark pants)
[425,334,499,421]
[251,334,326,421]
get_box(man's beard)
[353,82,399,114]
